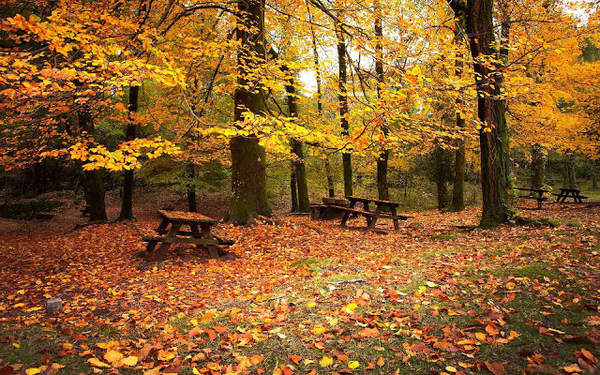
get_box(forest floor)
[0,192,599,375]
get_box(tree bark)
[228,0,271,224]
[449,15,466,212]
[118,85,139,220]
[448,0,512,227]
[530,145,546,190]
[78,106,107,222]
[307,1,336,198]
[290,163,299,212]
[565,153,576,189]
[285,73,310,213]
[336,22,353,197]
[186,162,197,212]
[374,3,390,201]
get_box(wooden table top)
[158,210,218,225]
[346,196,400,206]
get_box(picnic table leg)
[363,202,372,226]
[155,218,169,234]
[200,224,221,259]
[154,222,181,263]
[341,200,356,227]
[390,206,400,230]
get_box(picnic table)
[515,187,550,209]
[554,188,588,203]
[310,197,350,220]
[142,210,233,262]
[330,196,410,231]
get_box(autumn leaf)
[348,361,360,369]
[121,356,138,367]
[104,349,124,365]
[484,361,505,375]
[88,358,110,368]
[204,328,217,340]
[377,357,385,367]
[320,355,333,367]
[289,355,302,365]
[562,364,583,373]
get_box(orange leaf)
[204,329,217,340]
[562,364,583,373]
[377,357,385,367]
[358,328,380,338]
[289,355,302,365]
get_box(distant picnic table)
[554,188,588,203]
[142,210,233,262]
[330,196,410,231]
[515,187,549,209]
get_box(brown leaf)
[484,361,505,375]
[0,366,14,375]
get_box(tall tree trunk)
[118,85,139,220]
[434,146,452,210]
[290,163,299,212]
[565,153,576,189]
[78,106,107,222]
[307,1,336,198]
[186,163,197,212]
[228,0,271,224]
[449,16,466,212]
[374,3,390,201]
[449,0,512,227]
[336,22,352,197]
[324,157,335,197]
[285,73,310,213]
[530,145,546,190]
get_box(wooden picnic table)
[515,187,550,209]
[142,210,233,262]
[554,188,588,203]
[330,196,410,231]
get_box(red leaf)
[289,355,302,365]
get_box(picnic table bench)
[332,196,410,231]
[142,210,233,262]
[515,187,550,209]
[553,188,588,203]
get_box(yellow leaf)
[88,357,111,368]
[475,332,486,341]
[25,368,41,375]
[348,361,360,369]
[104,349,124,365]
[425,281,437,288]
[320,355,333,367]
[344,303,357,313]
[121,356,138,366]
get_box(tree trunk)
[228,0,271,224]
[565,153,576,189]
[307,1,336,198]
[449,0,512,227]
[374,3,389,201]
[449,16,466,212]
[336,23,353,197]
[290,163,299,212]
[78,106,107,222]
[434,146,452,210]
[285,73,310,213]
[118,85,139,220]
[530,145,546,190]
[186,163,197,212]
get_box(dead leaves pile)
[0,203,599,374]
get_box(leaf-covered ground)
[1,199,599,375]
